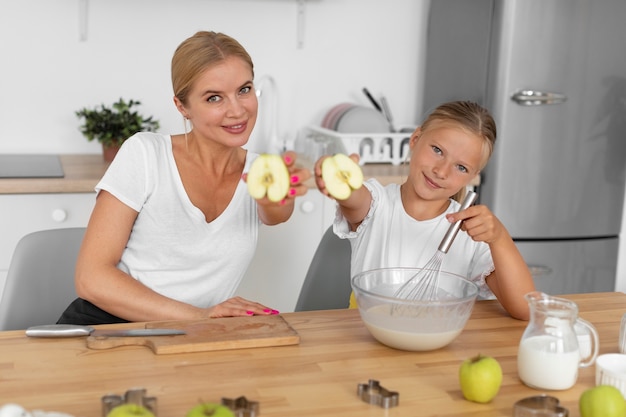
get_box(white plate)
[322,103,352,129]
[335,105,390,133]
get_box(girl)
[58,31,311,325]
[314,101,535,320]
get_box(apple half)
[247,154,290,202]
[321,153,364,200]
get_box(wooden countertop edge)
[0,154,109,194]
[0,154,478,194]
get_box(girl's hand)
[314,155,331,197]
[446,204,506,245]
[314,153,360,199]
[204,296,279,318]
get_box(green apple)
[321,153,363,200]
[247,154,290,202]
[106,404,155,417]
[185,402,235,417]
[458,353,503,403]
[580,385,626,417]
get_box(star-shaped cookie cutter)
[357,379,399,408]
[101,388,157,417]
[221,396,259,417]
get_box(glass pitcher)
[517,291,599,390]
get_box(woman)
[58,31,311,325]
[314,101,535,320]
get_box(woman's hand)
[243,151,311,225]
[242,151,311,206]
[204,296,279,318]
[282,150,311,202]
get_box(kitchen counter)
[0,154,109,194]
[0,154,477,194]
[0,292,623,417]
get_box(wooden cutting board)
[85,315,300,354]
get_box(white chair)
[0,227,85,331]
[294,226,352,311]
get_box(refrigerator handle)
[511,90,567,106]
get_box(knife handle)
[25,324,94,337]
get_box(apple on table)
[458,353,503,404]
[106,404,155,417]
[579,385,626,417]
[186,402,235,417]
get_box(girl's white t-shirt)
[334,179,495,297]
[95,132,261,308]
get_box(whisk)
[394,191,478,301]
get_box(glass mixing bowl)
[351,267,479,351]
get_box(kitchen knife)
[25,324,186,338]
[362,87,383,113]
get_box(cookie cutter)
[101,388,157,417]
[221,396,259,417]
[357,379,399,408]
[513,395,569,417]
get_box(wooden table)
[1,292,623,417]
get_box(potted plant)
[76,98,160,162]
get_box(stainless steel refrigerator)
[422,0,626,294]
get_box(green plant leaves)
[75,98,160,147]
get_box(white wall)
[0,0,429,154]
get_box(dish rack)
[297,126,412,165]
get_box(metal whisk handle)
[438,191,478,253]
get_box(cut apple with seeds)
[321,153,364,200]
[247,154,290,202]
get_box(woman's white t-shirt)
[95,132,261,308]
[334,179,495,297]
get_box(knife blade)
[25,324,186,338]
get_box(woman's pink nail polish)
[263,308,271,313]
[291,175,299,184]
[271,310,280,315]
[246,310,254,315]
[289,188,296,196]
[284,155,293,164]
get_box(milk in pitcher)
[517,292,599,391]
[517,335,581,390]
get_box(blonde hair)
[171,31,254,106]
[420,101,496,202]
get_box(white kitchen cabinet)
[0,193,96,301]
[235,189,337,312]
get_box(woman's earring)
[181,116,191,151]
